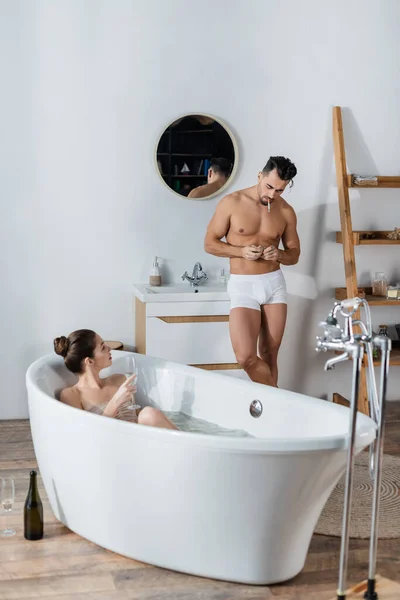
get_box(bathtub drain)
[249,400,263,418]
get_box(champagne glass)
[121,354,140,411]
[1,477,16,537]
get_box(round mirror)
[155,113,238,200]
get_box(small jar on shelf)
[372,272,387,297]
[386,285,399,300]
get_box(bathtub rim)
[26,353,377,454]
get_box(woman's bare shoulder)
[105,374,126,386]
[59,386,83,409]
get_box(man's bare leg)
[258,303,287,386]
[229,307,276,386]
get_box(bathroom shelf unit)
[332,106,399,416]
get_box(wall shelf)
[335,348,400,367]
[367,348,400,367]
[347,175,400,188]
[335,287,400,306]
[336,231,400,245]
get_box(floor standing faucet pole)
[364,335,391,600]
[337,343,363,600]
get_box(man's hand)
[241,245,263,261]
[262,245,280,262]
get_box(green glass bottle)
[24,470,43,540]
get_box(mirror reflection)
[156,114,237,199]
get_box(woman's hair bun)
[54,336,70,358]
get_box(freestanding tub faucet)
[316,297,391,600]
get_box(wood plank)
[335,288,400,306]
[348,174,400,188]
[336,231,400,245]
[335,287,366,301]
[134,297,146,354]
[367,348,400,367]
[332,393,350,408]
[332,107,368,414]
[329,575,400,599]
[157,315,229,323]
[0,573,116,599]
[332,108,359,299]
[333,348,400,370]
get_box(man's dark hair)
[210,157,232,179]
[262,156,297,187]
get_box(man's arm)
[278,206,300,266]
[204,196,244,258]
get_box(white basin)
[133,283,229,303]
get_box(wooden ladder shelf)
[332,106,399,415]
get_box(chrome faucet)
[316,297,391,600]
[181,262,208,287]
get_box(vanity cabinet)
[133,284,245,378]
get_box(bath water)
[164,411,253,438]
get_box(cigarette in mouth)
[268,199,271,212]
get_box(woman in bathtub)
[54,329,177,430]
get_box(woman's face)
[91,335,112,370]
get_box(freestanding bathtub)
[26,351,376,585]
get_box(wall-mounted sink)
[133,282,228,303]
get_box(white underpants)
[227,270,287,311]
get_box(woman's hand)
[103,375,137,417]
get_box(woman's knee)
[138,406,177,430]
[138,406,160,427]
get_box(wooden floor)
[1,404,400,600]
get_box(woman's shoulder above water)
[59,373,126,409]
[59,385,83,409]
[106,373,126,386]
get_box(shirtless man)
[188,157,232,199]
[204,156,300,387]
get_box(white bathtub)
[26,351,376,585]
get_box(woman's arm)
[103,374,137,418]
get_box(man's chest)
[230,208,286,237]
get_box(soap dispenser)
[149,257,162,287]
[219,268,227,285]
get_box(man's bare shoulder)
[281,198,297,218]
[188,184,209,198]
[218,188,254,209]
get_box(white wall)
[1,0,400,418]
